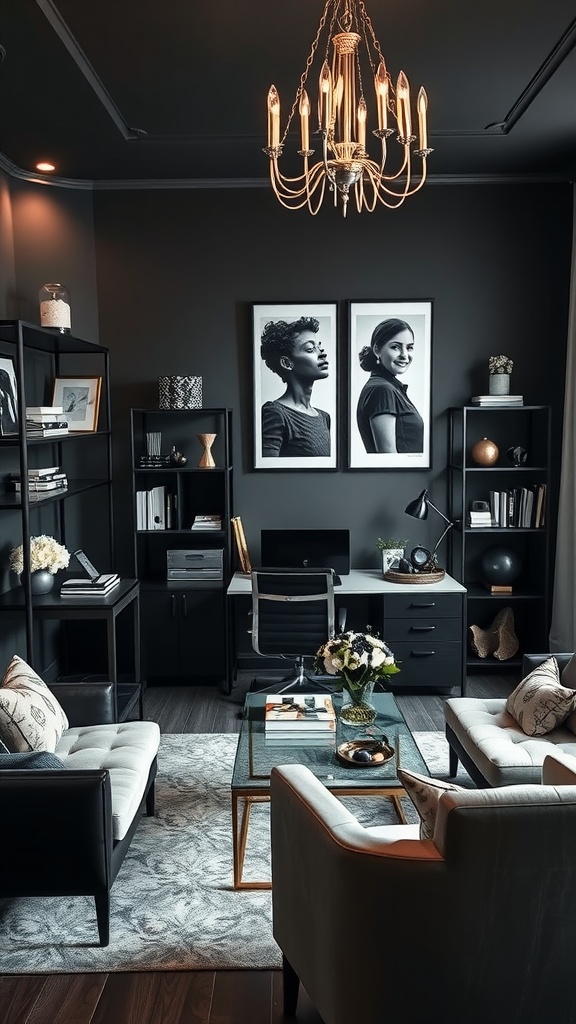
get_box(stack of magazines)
[60,573,120,598]
[26,406,69,437]
[264,693,336,743]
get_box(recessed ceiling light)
[36,161,56,172]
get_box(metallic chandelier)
[264,0,432,217]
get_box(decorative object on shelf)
[139,431,170,468]
[488,354,513,396]
[170,446,187,466]
[39,283,71,333]
[469,606,519,661]
[480,546,522,588]
[384,489,456,583]
[471,437,499,466]
[0,354,18,436]
[198,432,216,468]
[51,376,102,432]
[314,628,400,726]
[336,736,395,767]
[263,0,431,217]
[231,516,252,574]
[158,375,202,410]
[507,445,528,467]
[9,535,70,593]
[376,538,408,575]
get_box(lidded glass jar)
[39,282,71,333]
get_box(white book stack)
[60,573,120,598]
[470,395,524,407]
[26,405,69,437]
[468,510,493,528]
[191,514,222,531]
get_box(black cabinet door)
[142,588,226,683]
[141,590,181,680]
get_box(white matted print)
[52,376,102,432]
[349,300,432,469]
[253,302,338,470]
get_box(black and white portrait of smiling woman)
[253,303,338,469]
[349,301,432,469]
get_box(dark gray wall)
[91,183,572,574]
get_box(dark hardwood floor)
[0,671,515,1024]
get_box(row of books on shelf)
[468,484,547,528]
[264,694,336,738]
[135,486,177,530]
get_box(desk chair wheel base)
[250,657,333,694]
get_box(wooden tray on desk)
[384,568,445,585]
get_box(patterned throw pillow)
[398,767,464,839]
[506,656,576,736]
[0,655,69,753]
[0,751,66,769]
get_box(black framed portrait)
[252,302,338,470]
[348,300,432,469]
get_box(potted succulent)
[376,538,408,576]
[488,354,513,396]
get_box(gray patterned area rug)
[0,730,472,974]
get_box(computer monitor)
[260,529,350,576]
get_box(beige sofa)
[445,653,576,786]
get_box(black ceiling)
[1,0,576,187]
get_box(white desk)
[227,568,466,597]
[227,570,467,695]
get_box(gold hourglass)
[197,433,217,468]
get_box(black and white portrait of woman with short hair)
[253,303,338,469]
[348,301,432,469]
[0,356,18,436]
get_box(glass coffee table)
[231,691,429,889]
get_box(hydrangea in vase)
[9,535,70,594]
[315,628,400,725]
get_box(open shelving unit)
[0,319,142,720]
[448,404,551,672]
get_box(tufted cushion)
[398,767,464,839]
[0,751,66,769]
[506,657,576,736]
[56,721,160,840]
[0,655,69,752]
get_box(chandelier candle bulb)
[319,62,332,130]
[357,97,367,149]
[299,91,310,151]
[397,71,411,141]
[375,62,388,131]
[417,88,428,150]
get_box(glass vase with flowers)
[314,627,400,725]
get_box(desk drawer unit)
[382,592,465,693]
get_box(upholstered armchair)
[270,759,576,1024]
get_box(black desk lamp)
[404,489,454,570]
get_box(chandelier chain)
[357,0,397,110]
[280,0,333,146]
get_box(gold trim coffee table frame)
[231,692,429,890]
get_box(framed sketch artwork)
[0,356,18,436]
[252,302,338,470]
[52,376,102,432]
[348,300,432,469]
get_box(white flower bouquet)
[315,628,400,695]
[489,355,513,375]
[9,535,71,575]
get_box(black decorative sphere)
[480,546,522,585]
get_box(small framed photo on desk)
[252,302,338,470]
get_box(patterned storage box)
[158,375,202,409]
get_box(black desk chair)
[250,568,341,694]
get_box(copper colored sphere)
[471,437,499,466]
